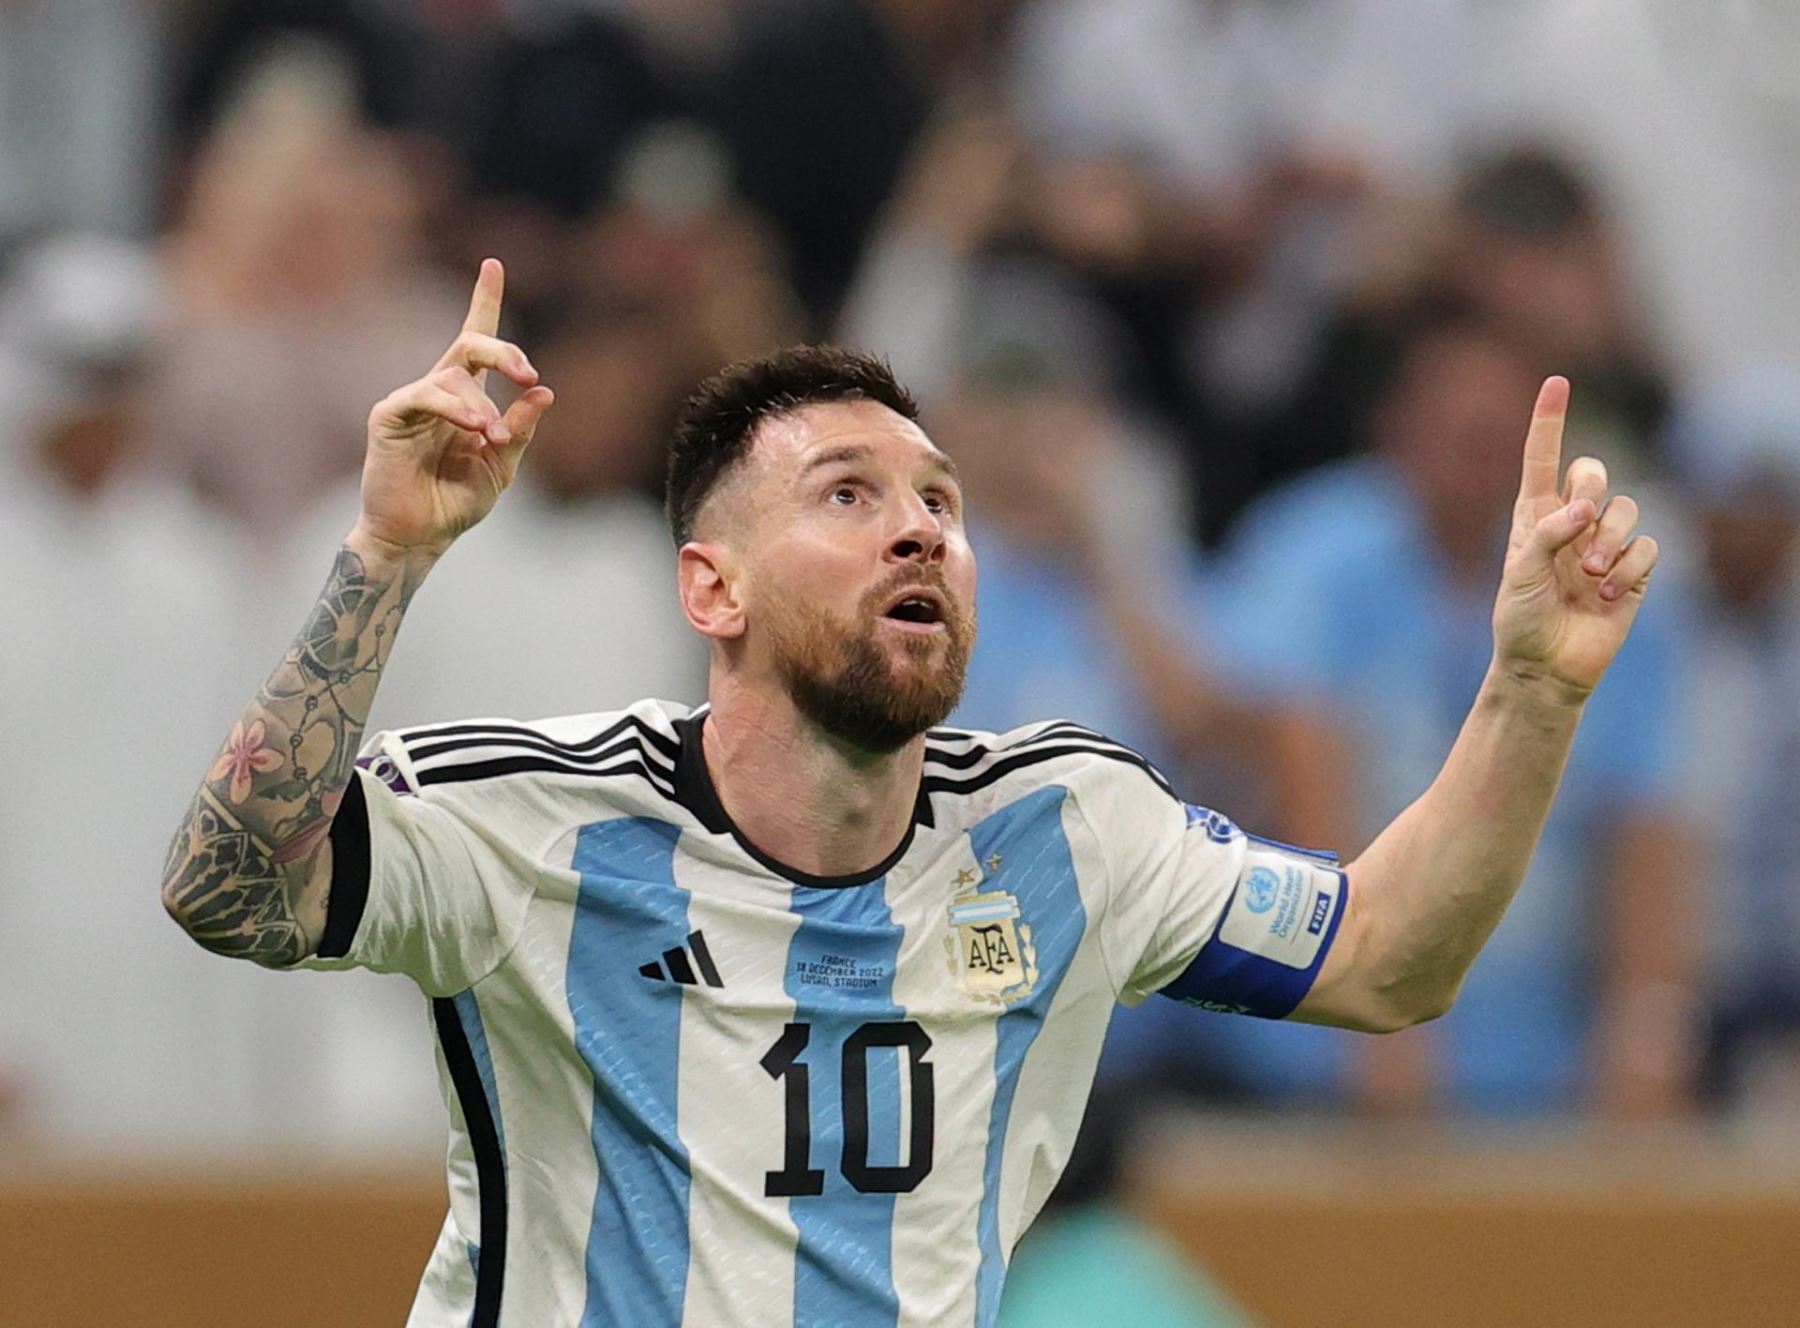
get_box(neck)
[700,674,925,879]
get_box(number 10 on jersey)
[760,1020,935,1197]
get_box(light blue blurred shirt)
[997,1207,1253,1328]
[954,533,1183,772]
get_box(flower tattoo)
[209,718,286,804]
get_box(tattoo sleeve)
[162,543,429,965]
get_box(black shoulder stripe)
[926,721,1156,768]
[1008,720,1108,749]
[408,730,676,779]
[921,743,999,772]
[433,999,506,1327]
[402,713,680,763]
[416,754,680,797]
[922,743,1178,803]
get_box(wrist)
[345,522,448,579]
[1486,657,1594,716]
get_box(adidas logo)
[639,930,724,988]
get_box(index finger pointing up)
[1518,375,1570,503]
[459,258,505,388]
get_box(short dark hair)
[665,344,920,545]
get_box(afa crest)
[945,889,1038,1005]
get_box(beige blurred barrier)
[0,1163,443,1328]
[1131,1116,1800,1328]
[4,1120,1799,1327]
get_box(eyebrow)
[799,443,961,483]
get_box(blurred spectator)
[1440,149,1669,474]
[0,235,163,476]
[464,9,681,220]
[837,104,1024,402]
[1665,365,1800,1117]
[143,39,464,534]
[713,0,1017,321]
[0,234,279,1155]
[1012,0,1505,195]
[1491,0,1800,375]
[1222,145,1670,553]
[1205,318,1701,1119]
[1007,0,1500,545]
[560,121,807,371]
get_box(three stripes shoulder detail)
[396,713,682,799]
[921,721,1177,802]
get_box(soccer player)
[163,260,1660,1327]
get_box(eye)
[829,484,860,506]
[923,487,958,516]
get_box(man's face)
[703,400,979,752]
[1385,330,1544,530]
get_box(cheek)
[755,532,872,610]
[947,538,979,601]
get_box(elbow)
[1356,976,1460,1033]
[160,832,217,950]
[160,871,203,943]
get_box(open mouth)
[880,588,947,630]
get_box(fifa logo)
[945,887,1038,1006]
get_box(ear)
[678,541,747,641]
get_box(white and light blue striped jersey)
[302,698,1347,1327]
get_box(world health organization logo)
[1245,867,1280,914]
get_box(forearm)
[1342,661,1586,1025]
[161,530,436,964]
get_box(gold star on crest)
[954,867,977,886]
[985,854,1003,873]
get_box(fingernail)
[1584,554,1607,573]
[489,422,511,444]
[1600,581,1620,600]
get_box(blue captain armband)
[1159,846,1349,1020]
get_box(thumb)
[1524,497,1596,565]
[489,384,554,485]
[501,384,554,445]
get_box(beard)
[765,579,975,754]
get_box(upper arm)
[1074,752,1350,1021]
[295,735,538,994]
[1285,858,1388,1029]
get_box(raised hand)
[1491,377,1660,700]
[356,259,555,556]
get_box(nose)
[886,490,946,565]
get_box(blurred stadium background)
[4,2,1800,1324]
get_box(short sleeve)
[298,730,537,996]
[1075,759,1348,1020]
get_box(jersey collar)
[671,711,934,890]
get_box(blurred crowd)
[3,0,1800,1187]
